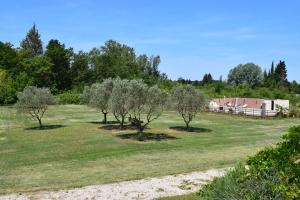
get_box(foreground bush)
[57,91,81,104]
[198,126,300,200]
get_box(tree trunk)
[185,121,190,130]
[38,118,42,129]
[120,116,125,130]
[138,126,144,141]
[103,113,107,124]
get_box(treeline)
[1,24,300,106]
[0,24,167,104]
[178,62,300,105]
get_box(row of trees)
[16,81,206,139]
[81,78,206,135]
[0,24,167,104]
[177,62,300,104]
[178,61,297,91]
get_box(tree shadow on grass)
[88,121,120,125]
[117,132,178,141]
[25,125,66,130]
[169,126,212,133]
[99,124,135,130]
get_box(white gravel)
[0,169,227,200]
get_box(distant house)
[209,97,289,117]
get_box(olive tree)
[171,84,206,130]
[109,78,130,129]
[128,80,166,140]
[16,86,54,128]
[88,78,114,124]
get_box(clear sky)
[1,0,299,82]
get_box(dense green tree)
[71,51,90,88]
[19,56,54,88]
[16,86,54,128]
[97,40,138,80]
[274,60,288,87]
[0,69,15,104]
[45,39,72,91]
[202,73,213,85]
[228,63,262,87]
[0,42,18,73]
[20,24,43,56]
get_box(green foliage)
[16,86,55,128]
[199,126,300,200]
[127,79,166,139]
[2,23,300,109]
[45,39,72,91]
[274,60,288,87]
[289,103,300,118]
[57,91,81,105]
[201,73,213,85]
[228,63,263,87]
[171,84,206,129]
[110,78,130,128]
[19,55,54,88]
[20,24,43,57]
[0,69,15,104]
[0,42,18,72]
[70,51,91,89]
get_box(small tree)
[110,78,130,129]
[16,86,54,128]
[88,78,114,124]
[128,80,166,140]
[171,84,206,130]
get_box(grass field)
[0,105,299,194]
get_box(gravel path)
[0,169,226,200]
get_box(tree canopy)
[171,84,206,130]
[228,63,263,87]
[16,86,54,128]
[20,24,43,56]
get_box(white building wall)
[274,100,289,109]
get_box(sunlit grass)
[0,105,299,194]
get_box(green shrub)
[57,91,81,104]
[199,126,300,200]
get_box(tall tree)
[20,24,43,56]
[45,39,72,91]
[228,63,262,87]
[100,40,138,79]
[70,51,90,88]
[0,42,18,73]
[274,60,288,87]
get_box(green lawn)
[0,105,299,194]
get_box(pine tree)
[20,24,43,56]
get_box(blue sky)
[1,0,300,81]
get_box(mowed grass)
[0,105,299,194]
